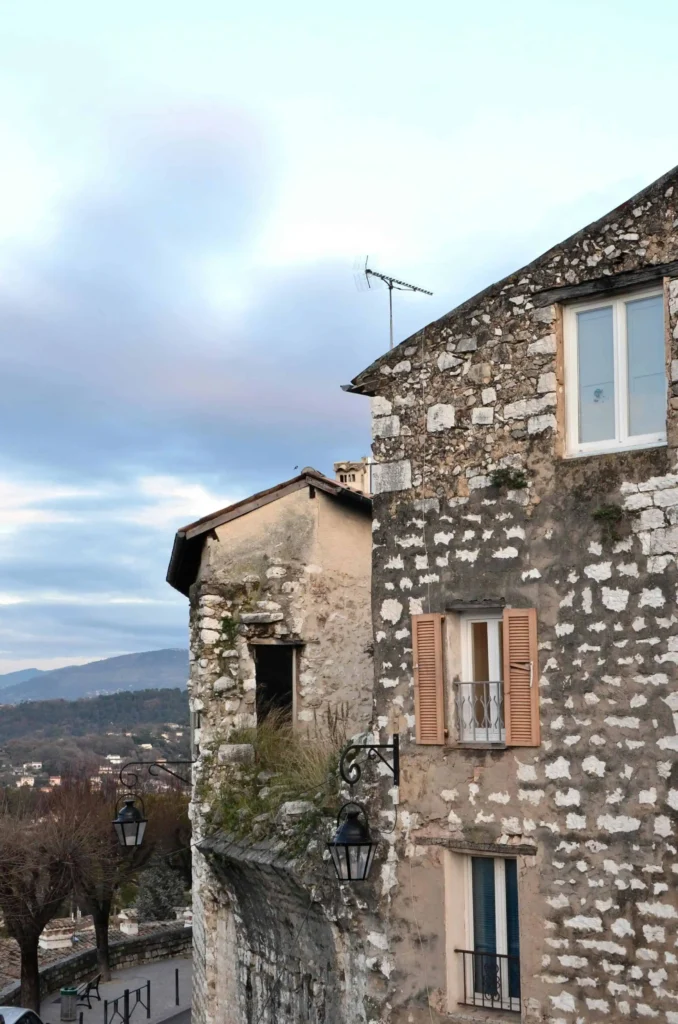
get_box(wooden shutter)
[412,613,445,744]
[502,607,539,747]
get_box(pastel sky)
[1,0,677,671]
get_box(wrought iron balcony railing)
[455,948,521,1012]
[453,680,505,744]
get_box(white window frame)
[463,855,520,1014]
[564,287,667,458]
[458,612,504,743]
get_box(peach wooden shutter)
[502,607,540,747]
[412,613,445,744]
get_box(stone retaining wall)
[0,926,192,1008]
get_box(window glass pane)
[577,306,615,443]
[471,622,489,682]
[626,295,666,437]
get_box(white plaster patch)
[493,546,519,559]
[597,815,641,833]
[519,789,544,805]
[601,587,629,611]
[564,915,602,932]
[556,789,581,807]
[584,562,612,581]
[516,761,538,782]
[522,568,541,580]
[639,587,665,608]
[380,599,403,624]
[637,901,678,919]
[545,757,571,780]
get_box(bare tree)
[0,790,90,1010]
[54,780,190,981]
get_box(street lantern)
[327,803,378,882]
[113,797,148,848]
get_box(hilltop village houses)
[171,165,678,1024]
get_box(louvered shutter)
[412,613,445,744]
[502,608,539,747]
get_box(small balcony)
[455,949,521,1013]
[453,680,505,744]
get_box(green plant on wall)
[220,614,240,648]
[490,467,527,490]
[205,710,347,857]
[592,504,624,542]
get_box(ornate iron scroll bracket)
[119,759,196,790]
[339,733,399,788]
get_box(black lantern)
[327,803,378,881]
[112,797,148,847]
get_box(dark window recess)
[255,645,294,720]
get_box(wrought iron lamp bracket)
[339,733,399,788]
[119,759,196,790]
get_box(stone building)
[167,467,376,1024]
[167,465,373,740]
[341,163,678,1023]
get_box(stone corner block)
[217,743,255,765]
[472,407,494,426]
[372,460,412,494]
[427,403,456,432]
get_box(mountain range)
[0,649,188,703]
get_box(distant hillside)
[0,649,188,704]
[0,688,190,775]
[0,667,44,690]
[0,688,189,744]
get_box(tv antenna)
[356,257,433,350]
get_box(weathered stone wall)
[354,169,678,1022]
[189,484,375,1024]
[189,486,372,747]
[191,832,391,1024]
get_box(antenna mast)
[363,258,433,349]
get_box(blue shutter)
[472,858,497,1000]
[505,858,521,1000]
[472,857,496,953]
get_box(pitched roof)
[166,468,371,596]
[346,162,678,396]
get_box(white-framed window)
[459,856,521,1013]
[564,288,667,457]
[456,613,505,743]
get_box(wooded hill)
[0,688,190,774]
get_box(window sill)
[454,741,507,750]
[564,439,667,460]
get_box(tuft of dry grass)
[207,707,348,843]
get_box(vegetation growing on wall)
[205,710,348,855]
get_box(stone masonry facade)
[182,479,376,1024]
[346,166,678,1023]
